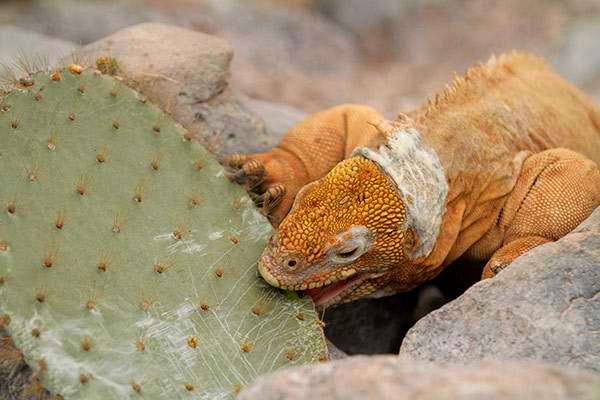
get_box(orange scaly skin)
[224,52,600,307]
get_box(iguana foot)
[482,236,550,279]
[479,148,600,279]
[222,150,309,226]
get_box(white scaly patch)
[353,126,448,259]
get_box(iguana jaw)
[258,253,388,307]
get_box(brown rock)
[239,356,600,400]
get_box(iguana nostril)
[287,259,297,269]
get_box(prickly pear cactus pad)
[0,67,327,399]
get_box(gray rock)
[0,25,78,69]
[400,207,600,371]
[552,17,600,87]
[74,22,270,154]
[239,356,600,400]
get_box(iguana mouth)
[304,273,369,307]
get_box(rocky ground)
[1,0,600,398]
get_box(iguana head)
[258,156,419,307]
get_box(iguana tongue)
[305,275,362,306]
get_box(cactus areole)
[0,66,327,399]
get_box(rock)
[0,25,78,68]
[323,292,418,355]
[400,208,600,372]
[551,17,600,93]
[74,22,270,154]
[239,356,600,400]
[11,0,167,44]
[243,98,307,142]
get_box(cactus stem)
[0,314,11,328]
[96,255,111,272]
[37,358,48,371]
[35,290,47,303]
[187,336,199,349]
[6,200,16,214]
[68,64,83,75]
[55,210,66,230]
[150,152,161,170]
[193,160,204,171]
[188,193,202,208]
[131,382,142,394]
[75,176,89,196]
[153,259,171,274]
[240,343,253,353]
[25,164,39,182]
[96,146,109,163]
[47,133,57,150]
[133,184,144,203]
[10,115,20,129]
[285,348,297,361]
[79,373,91,384]
[112,213,124,233]
[172,226,189,241]
[80,337,93,352]
[42,247,57,268]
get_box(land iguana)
[224,52,600,308]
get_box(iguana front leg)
[222,104,385,225]
[480,148,600,279]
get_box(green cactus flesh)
[0,68,327,399]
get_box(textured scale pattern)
[0,68,327,399]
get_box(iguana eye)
[285,258,298,271]
[336,248,358,258]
